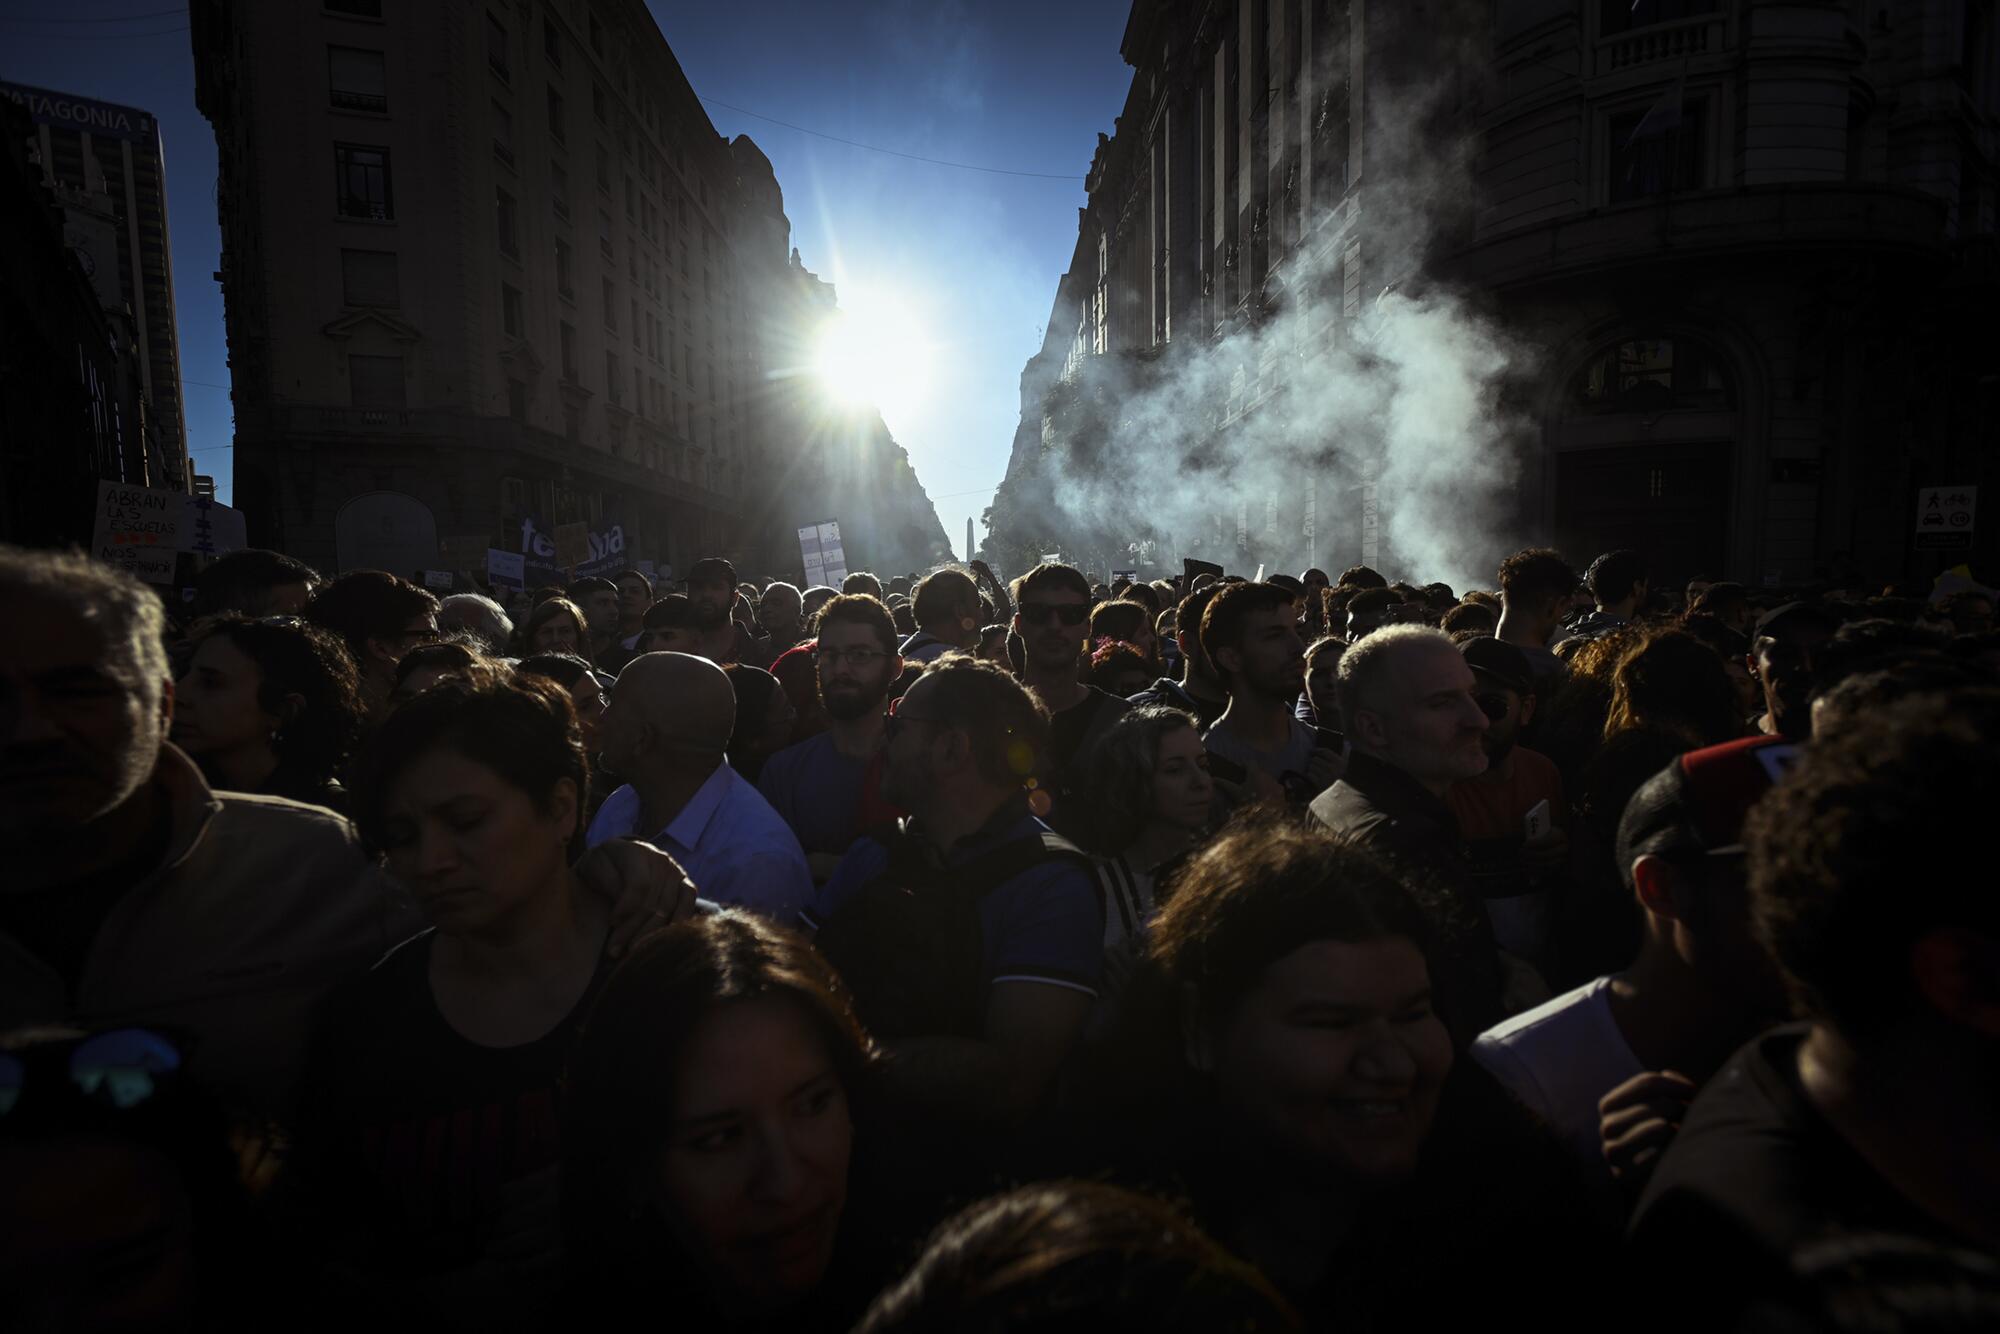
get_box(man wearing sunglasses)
[1010,563,1130,815]
[758,595,905,881]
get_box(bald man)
[587,652,813,921]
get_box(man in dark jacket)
[1307,625,1506,1038]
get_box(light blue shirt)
[585,762,813,922]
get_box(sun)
[810,289,934,422]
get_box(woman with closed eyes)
[294,672,611,1325]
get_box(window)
[607,351,621,404]
[334,143,392,219]
[348,353,405,408]
[555,237,574,297]
[543,15,562,66]
[589,12,604,55]
[501,282,523,336]
[593,82,608,123]
[340,248,399,305]
[1600,0,1717,35]
[1571,338,1735,411]
[496,186,518,256]
[596,142,611,190]
[508,378,528,422]
[551,160,569,219]
[547,85,566,143]
[623,174,634,221]
[630,298,640,348]
[559,322,577,380]
[327,0,383,16]
[328,47,387,111]
[602,277,616,330]
[486,13,509,81]
[1608,98,1705,202]
[597,207,613,258]
[492,100,514,165]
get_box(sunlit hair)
[191,547,320,618]
[1121,583,1163,617]
[853,1180,1299,1334]
[1602,629,1742,748]
[1149,813,1434,1025]
[438,591,513,648]
[1562,622,1647,686]
[1304,635,1348,670]
[1010,562,1090,605]
[815,593,899,655]
[186,613,364,784]
[912,567,979,630]
[1089,599,1151,648]
[352,672,588,858]
[1496,548,1577,607]
[1087,641,1152,694]
[303,569,438,662]
[392,638,502,691]
[841,571,884,600]
[1071,705,1201,855]
[0,543,167,694]
[914,654,1052,789]
[1334,624,1454,738]
[561,911,877,1278]
[523,596,589,648]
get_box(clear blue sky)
[3,0,1135,562]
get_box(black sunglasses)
[1020,602,1089,628]
[0,1027,184,1117]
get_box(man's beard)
[822,683,885,722]
[1482,735,1516,767]
[881,749,931,810]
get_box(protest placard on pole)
[486,548,526,589]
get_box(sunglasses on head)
[1020,602,1089,628]
[0,1027,184,1118]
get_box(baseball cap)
[687,556,736,588]
[1459,636,1534,696]
[1616,735,1802,885]
[1753,600,1839,639]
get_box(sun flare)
[810,289,934,422]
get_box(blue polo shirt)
[757,731,871,856]
[802,807,1103,998]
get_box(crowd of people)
[1,536,1996,1331]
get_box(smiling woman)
[810,289,935,422]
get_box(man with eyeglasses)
[758,595,905,881]
[1446,636,1569,970]
[1009,562,1130,814]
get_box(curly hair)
[186,614,364,786]
[1070,705,1201,855]
[1497,548,1577,606]
[1747,689,2000,1042]
[853,1180,1299,1333]
[1602,629,1743,748]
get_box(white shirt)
[585,762,813,923]
[1470,976,1643,1189]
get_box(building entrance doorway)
[1554,441,1733,590]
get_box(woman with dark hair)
[524,596,589,655]
[295,673,608,1323]
[389,639,500,706]
[1085,641,1155,698]
[562,911,891,1329]
[853,1181,1298,1334]
[516,652,608,755]
[171,613,365,811]
[1089,599,1158,668]
[722,663,796,784]
[1069,706,1213,976]
[1602,629,1744,750]
[1093,815,1607,1329]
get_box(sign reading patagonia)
[0,81,158,144]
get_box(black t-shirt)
[1629,1025,1969,1326]
[1049,686,1126,774]
[297,929,612,1277]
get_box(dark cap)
[1459,636,1533,696]
[1753,600,1839,639]
[1616,736,1802,885]
[640,594,696,630]
[687,556,736,588]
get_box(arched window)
[1569,337,1736,413]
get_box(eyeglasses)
[882,709,946,744]
[814,647,891,668]
[1019,602,1089,628]
[0,1027,184,1117]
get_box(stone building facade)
[192,0,947,580]
[989,0,1998,589]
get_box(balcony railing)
[1599,16,1722,74]
[330,88,388,112]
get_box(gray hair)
[1335,624,1456,737]
[439,591,514,645]
[759,580,802,613]
[0,545,169,693]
